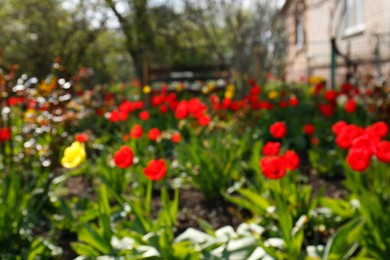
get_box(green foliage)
[344,162,390,259]
[0,0,132,82]
[176,129,249,198]
[322,217,363,260]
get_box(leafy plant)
[176,130,249,198]
[343,161,390,259]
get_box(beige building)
[281,0,390,86]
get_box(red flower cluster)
[114,146,134,168]
[143,159,167,181]
[109,110,128,122]
[205,82,301,113]
[316,83,362,117]
[109,100,144,122]
[0,127,11,142]
[9,97,24,106]
[174,98,211,126]
[341,83,359,96]
[151,90,178,113]
[333,121,389,171]
[260,149,300,179]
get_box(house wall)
[284,0,309,82]
[284,0,390,85]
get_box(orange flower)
[171,133,181,143]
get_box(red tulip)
[0,128,11,142]
[171,133,181,143]
[344,99,357,113]
[260,156,286,179]
[262,142,281,156]
[332,121,348,135]
[303,124,315,135]
[143,159,167,181]
[175,101,189,119]
[148,128,161,141]
[114,146,134,168]
[375,141,390,163]
[75,133,88,143]
[139,110,150,121]
[282,150,300,171]
[130,125,143,139]
[197,114,211,126]
[346,148,371,172]
[289,97,299,106]
[365,121,388,138]
[270,122,286,139]
[109,110,128,122]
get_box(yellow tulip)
[143,85,151,94]
[207,83,215,92]
[61,141,86,169]
[309,76,324,85]
[224,90,234,99]
[268,90,279,100]
[308,86,316,95]
[227,84,235,91]
[176,84,184,92]
[224,84,235,99]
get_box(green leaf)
[197,219,216,236]
[249,141,263,174]
[27,239,48,260]
[98,184,112,242]
[71,242,100,257]
[172,241,201,259]
[78,224,111,254]
[320,197,355,219]
[237,189,270,212]
[322,217,364,260]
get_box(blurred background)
[0,0,389,88]
[0,0,286,87]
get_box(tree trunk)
[130,50,145,87]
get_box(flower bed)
[0,68,389,259]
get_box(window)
[294,2,305,48]
[342,0,365,37]
[295,16,304,48]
